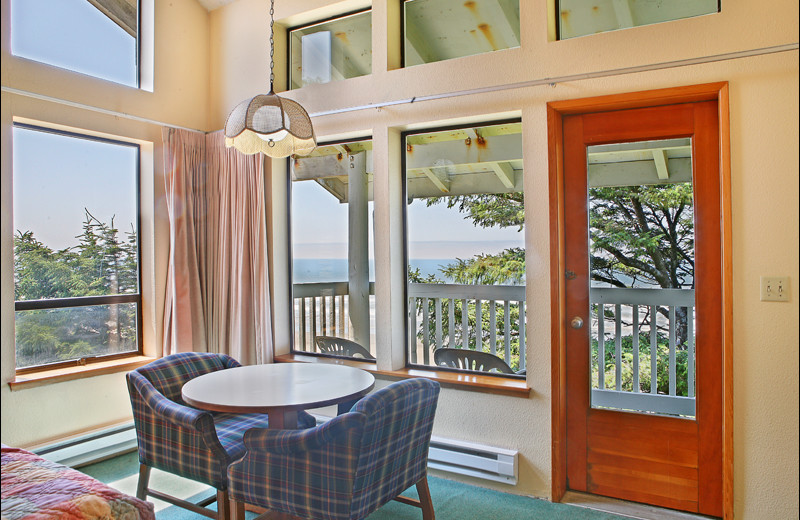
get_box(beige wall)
[1,0,797,518]
[0,0,210,446]
[208,1,799,518]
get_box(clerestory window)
[11,0,140,88]
[403,121,526,377]
[403,0,520,67]
[289,9,372,89]
[556,0,720,40]
[12,124,142,371]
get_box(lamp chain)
[269,0,275,93]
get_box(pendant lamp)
[224,0,316,157]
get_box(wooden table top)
[181,362,376,415]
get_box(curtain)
[162,128,273,365]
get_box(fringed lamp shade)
[224,93,316,157]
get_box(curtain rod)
[4,43,797,125]
[309,43,799,117]
[1,85,206,133]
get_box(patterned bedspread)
[1,444,155,520]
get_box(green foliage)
[591,333,692,397]
[13,210,139,368]
[441,248,525,285]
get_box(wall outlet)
[760,276,790,302]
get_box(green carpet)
[81,451,626,519]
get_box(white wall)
[0,0,210,447]
[206,1,799,518]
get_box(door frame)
[547,82,733,518]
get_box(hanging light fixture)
[224,0,316,157]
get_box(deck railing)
[590,287,696,417]
[293,282,695,412]
[407,283,526,371]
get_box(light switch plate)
[760,276,790,302]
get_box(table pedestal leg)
[268,409,298,429]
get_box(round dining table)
[181,362,375,429]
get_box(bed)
[1,444,155,520]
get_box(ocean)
[293,258,456,284]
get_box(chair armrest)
[243,412,365,455]
[130,373,212,431]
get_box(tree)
[418,180,695,391]
[13,210,139,368]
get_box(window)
[11,0,139,87]
[403,0,520,67]
[404,121,525,377]
[289,10,372,89]
[12,124,141,371]
[290,139,376,361]
[557,0,719,40]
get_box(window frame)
[401,117,526,378]
[11,0,142,88]
[287,135,377,364]
[12,122,144,374]
[286,7,373,90]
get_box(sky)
[292,176,525,261]
[11,0,138,251]
[13,127,139,251]
[11,0,137,86]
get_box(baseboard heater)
[31,419,519,486]
[427,435,518,485]
[33,422,138,468]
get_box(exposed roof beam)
[315,177,348,203]
[403,15,439,64]
[611,0,635,29]
[87,0,137,37]
[494,0,521,46]
[489,162,515,189]
[405,133,523,171]
[652,149,670,180]
[421,168,451,193]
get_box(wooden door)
[562,100,723,516]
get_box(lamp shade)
[224,93,316,157]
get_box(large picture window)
[12,124,141,370]
[11,0,139,87]
[404,121,525,377]
[290,139,376,361]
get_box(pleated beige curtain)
[161,128,273,365]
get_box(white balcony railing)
[407,283,526,371]
[591,287,696,417]
[293,282,695,416]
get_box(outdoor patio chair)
[227,378,441,520]
[126,352,315,520]
[315,335,376,360]
[434,347,524,375]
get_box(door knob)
[570,317,584,329]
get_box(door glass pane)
[290,139,376,360]
[405,122,526,376]
[587,138,696,417]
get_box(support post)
[348,151,370,348]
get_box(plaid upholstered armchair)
[227,378,441,520]
[127,353,314,520]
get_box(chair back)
[315,336,375,360]
[348,378,440,518]
[434,347,515,374]
[126,353,242,487]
